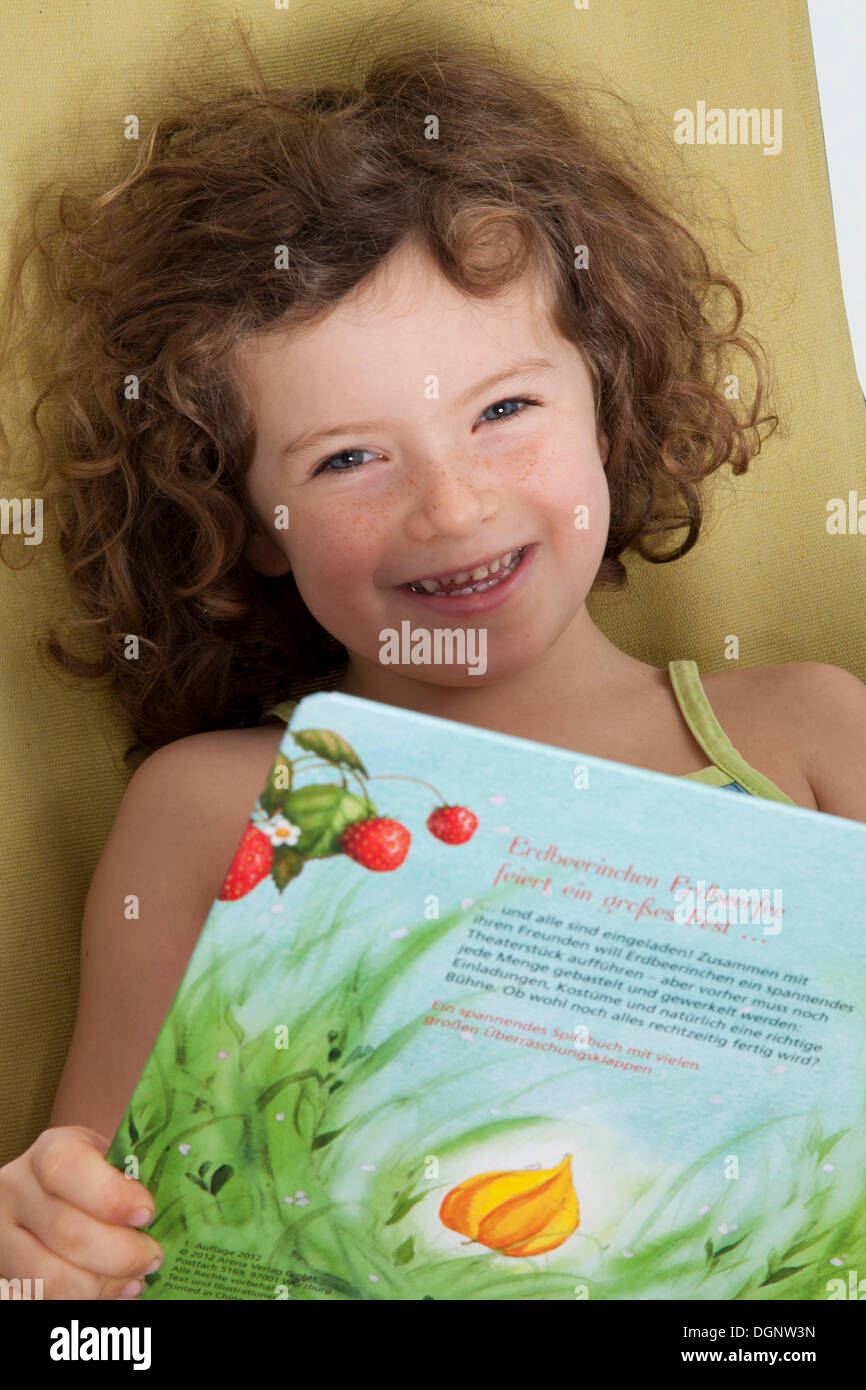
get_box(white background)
[807,0,865,392]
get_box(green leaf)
[292,1085,318,1146]
[704,1238,714,1263]
[283,785,375,859]
[271,845,304,891]
[393,1236,415,1266]
[816,1128,849,1163]
[784,1227,829,1259]
[198,1161,212,1178]
[255,1068,327,1112]
[311,1123,351,1150]
[210,1164,234,1196]
[805,1121,823,1155]
[291,728,368,775]
[259,754,293,815]
[760,1264,807,1285]
[224,1002,245,1047]
[385,1189,429,1226]
[128,1113,139,1144]
[713,1234,748,1260]
[184,1172,208,1191]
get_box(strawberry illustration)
[427,805,478,845]
[339,818,411,872]
[218,822,274,900]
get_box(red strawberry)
[218,822,274,900]
[427,805,478,845]
[339,818,410,872]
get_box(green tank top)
[667,660,794,803]
[259,658,795,805]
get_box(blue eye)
[479,396,539,424]
[314,396,540,475]
[315,448,378,475]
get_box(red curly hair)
[0,34,777,770]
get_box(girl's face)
[236,239,610,687]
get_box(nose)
[403,458,497,542]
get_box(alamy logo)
[826,1270,866,1299]
[0,1277,43,1298]
[379,620,487,675]
[49,1320,152,1370]
[673,879,783,931]
[674,103,782,155]
[0,497,43,545]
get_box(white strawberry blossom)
[251,806,301,847]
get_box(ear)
[598,425,610,469]
[244,525,292,578]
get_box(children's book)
[106,692,866,1301]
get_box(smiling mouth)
[403,546,528,596]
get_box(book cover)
[106,692,866,1301]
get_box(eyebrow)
[277,355,557,460]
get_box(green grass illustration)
[109,870,866,1302]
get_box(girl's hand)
[0,1126,163,1300]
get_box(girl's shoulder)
[143,722,287,894]
[701,657,863,727]
[701,660,866,823]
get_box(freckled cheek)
[511,441,607,530]
[287,499,395,590]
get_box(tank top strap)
[258,698,299,726]
[667,660,795,804]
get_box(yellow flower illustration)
[439,1154,579,1257]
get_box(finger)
[29,1127,156,1229]
[0,1218,145,1301]
[15,1176,162,1282]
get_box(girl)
[1,38,864,1302]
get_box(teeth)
[408,546,523,593]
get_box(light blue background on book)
[117,690,866,1300]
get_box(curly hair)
[0,34,778,770]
